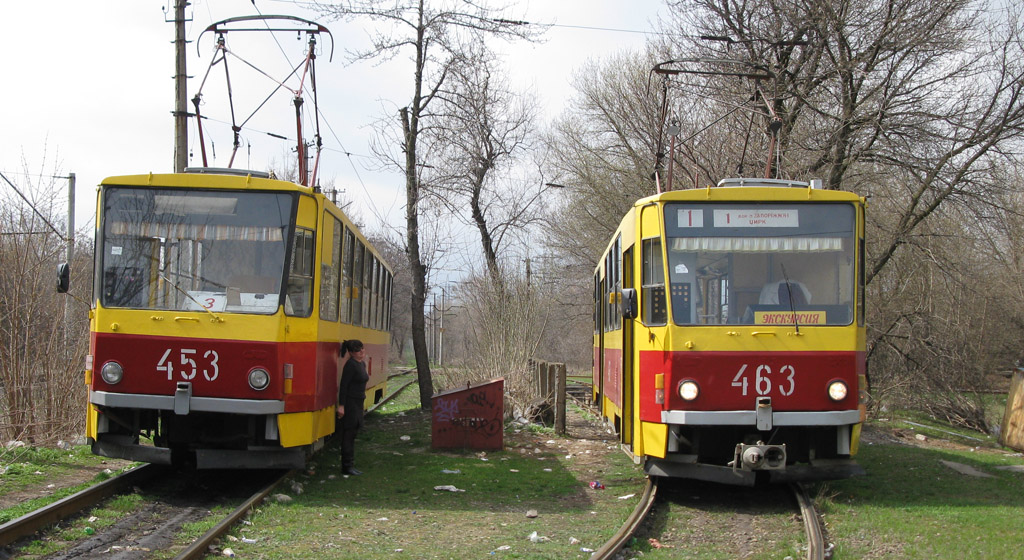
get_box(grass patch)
[816,430,1024,559]
[221,385,644,559]
[0,445,130,524]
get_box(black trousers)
[340,405,364,469]
[340,425,359,469]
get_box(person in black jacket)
[336,339,369,476]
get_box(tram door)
[621,247,634,448]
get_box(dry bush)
[0,170,90,444]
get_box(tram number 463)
[731,364,795,397]
[157,348,220,381]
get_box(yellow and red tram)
[82,169,391,469]
[594,178,867,485]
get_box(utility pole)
[64,173,75,358]
[172,1,190,172]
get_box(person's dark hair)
[341,339,364,354]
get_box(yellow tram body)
[84,170,391,468]
[594,179,867,485]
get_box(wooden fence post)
[555,363,566,435]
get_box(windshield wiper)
[160,274,224,323]
[781,264,800,335]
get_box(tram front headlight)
[248,368,271,391]
[827,379,849,402]
[678,379,700,401]
[100,361,123,385]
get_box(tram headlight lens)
[827,380,848,402]
[248,368,271,391]
[100,362,123,385]
[678,380,700,401]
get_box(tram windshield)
[99,187,295,314]
[660,203,857,326]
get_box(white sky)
[0,0,664,254]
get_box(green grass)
[0,445,126,523]
[216,386,645,559]
[817,438,1024,559]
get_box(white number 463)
[157,348,220,381]
[730,364,795,397]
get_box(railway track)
[0,465,288,559]
[0,371,419,558]
[589,478,827,559]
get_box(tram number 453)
[157,348,220,381]
[731,364,795,397]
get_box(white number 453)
[157,348,220,381]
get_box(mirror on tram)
[56,262,70,293]
[621,288,638,319]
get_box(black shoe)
[342,467,362,476]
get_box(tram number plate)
[157,348,221,381]
[730,364,795,397]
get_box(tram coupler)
[732,442,786,471]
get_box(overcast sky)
[0,0,664,252]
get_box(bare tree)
[425,39,552,289]
[314,0,539,408]
[0,158,90,444]
[663,0,1024,280]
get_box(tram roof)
[635,181,865,206]
[99,170,311,192]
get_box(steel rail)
[174,375,415,559]
[367,378,417,414]
[174,469,290,560]
[791,482,825,560]
[0,463,162,547]
[589,476,658,560]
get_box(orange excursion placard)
[755,311,826,325]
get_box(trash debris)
[441,469,461,474]
[434,485,465,492]
[84,527,95,535]
[241,537,258,544]
[290,481,304,494]
[400,435,411,441]
[274,493,293,503]
[589,481,605,489]
[494,545,511,551]
[543,468,552,472]
[528,531,549,543]
[227,535,239,542]
[569,537,580,545]
[649,538,672,549]
[509,469,519,473]
[581,547,594,553]
[377,517,389,521]
[525,509,538,518]
[618,493,636,500]
[222,548,235,558]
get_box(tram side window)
[286,228,315,316]
[320,217,343,321]
[642,238,667,325]
[351,241,365,326]
[341,228,355,323]
[363,253,374,327]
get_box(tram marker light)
[678,379,700,401]
[827,379,848,402]
[248,368,271,391]
[100,361,124,385]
